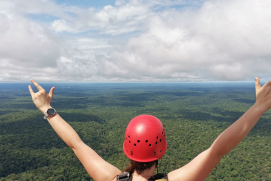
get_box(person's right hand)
[28,79,55,113]
[254,77,271,114]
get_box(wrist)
[251,103,266,116]
[40,105,53,114]
[43,107,57,119]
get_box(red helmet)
[123,115,167,162]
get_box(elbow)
[208,145,226,159]
[70,139,84,151]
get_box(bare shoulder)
[168,166,193,181]
[168,149,221,181]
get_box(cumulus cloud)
[0,0,271,82]
[0,14,62,66]
[96,0,271,81]
[51,0,152,35]
[49,0,201,35]
[0,0,107,82]
[0,10,63,81]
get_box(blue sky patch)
[26,13,59,24]
[54,0,117,9]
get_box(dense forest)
[0,82,271,180]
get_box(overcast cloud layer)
[0,0,271,82]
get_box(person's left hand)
[29,79,55,113]
[254,77,271,114]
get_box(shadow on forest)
[249,117,271,136]
[89,95,148,107]
[0,96,16,100]
[234,98,255,104]
[179,109,243,123]
[166,91,204,97]
[0,103,37,110]
[172,108,271,136]
[50,98,89,109]
[88,91,205,108]
[0,98,89,110]
[0,110,18,116]
[1,91,207,110]
[0,148,50,178]
[0,116,67,149]
[59,112,105,124]
[145,107,171,112]
[118,91,204,99]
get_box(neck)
[132,165,156,180]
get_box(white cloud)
[0,12,63,68]
[51,0,152,35]
[96,0,271,81]
[0,0,271,82]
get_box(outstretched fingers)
[266,80,271,87]
[28,85,34,96]
[255,77,262,97]
[255,77,261,90]
[49,87,55,99]
[254,78,271,112]
[31,79,44,91]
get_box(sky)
[0,0,271,82]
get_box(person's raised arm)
[29,79,121,181]
[168,77,271,181]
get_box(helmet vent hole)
[149,144,152,147]
[162,132,163,134]
[145,140,148,143]
[128,135,130,138]
[155,142,157,144]
[160,150,162,152]
[160,139,162,142]
[131,151,133,155]
[154,151,156,156]
[137,140,140,143]
[156,136,158,139]
[129,141,131,143]
[134,143,136,146]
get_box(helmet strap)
[156,160,159,173]
[156,158,161,174]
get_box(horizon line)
[0,81,257,84]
